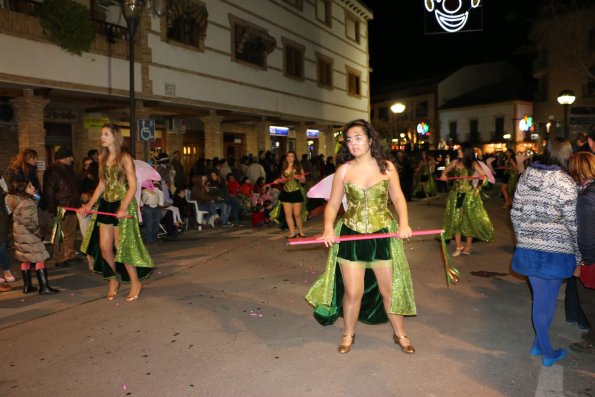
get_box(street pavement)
[1,193,594,397]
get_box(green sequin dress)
[504,159,519,198]
[270,170,307,225]
[305,180,416,325]
[442,167,495,242]
[80,165,155,282]
[413,162,438,198]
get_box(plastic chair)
[184,189,212,230]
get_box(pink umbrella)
[134,160,161,221]
[307,173,348,210]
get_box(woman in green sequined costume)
[306,119,416,354]
[273,151,307,238]
[79,124,154,301]
[500,149,518,208]
[440,143,495,256]
[413,151,438,200]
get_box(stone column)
[246,126,258,156]
[202,113,224,159]
[255,120,270,153]
[323,126,336,158]
[295,123,307,158]
[10,89,49,184]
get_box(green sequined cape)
[305,179,416,325]
[80,165,155,282]
[506,169,519,198]
[442,167,495,242]
[413,163,438,197]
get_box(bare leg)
[292,202,304,235]
[454,233,463,249]
[113,227,142,299]
[501,183,510,208]
[463,236,473,254]
[99,225,119,296]
[339,264,365,343]
[372,266,414,352]
[282,203,295,236]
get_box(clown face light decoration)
[424,0,482,34]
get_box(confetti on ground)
[122,384,127,390]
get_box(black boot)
[21,269,37,294]
[36,269,59,294]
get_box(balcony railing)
[1,0,128,43]
[93,19,128,43]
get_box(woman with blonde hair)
[79,124,154,301]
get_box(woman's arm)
[320,164,346,247]
[80,176,105,215]
[117,154,137,219]
[440,159,458,180]
[387,162,412,238]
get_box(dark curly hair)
[11,177,36,199]
[338,119,389,173]
[459,142,477,173]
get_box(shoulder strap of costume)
[339,161,349,182]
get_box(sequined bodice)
[343,179,393,233]
[103,164,128,202]
[283,170,301,192]
[451,167,474,193]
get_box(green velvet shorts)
[337,224,391,268]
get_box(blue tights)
[528,277,563,359]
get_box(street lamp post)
[121,0,166,157]
[122,0,143,157]
[391,102,406,147]
[557,89,576,139]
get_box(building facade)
[530,5,595,141]
[0,0,372,177]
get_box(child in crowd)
[252,199,274,227]
[140,179,163,243]
[226,174,241,196]
[6,178,58,294]
[173,188,191,228]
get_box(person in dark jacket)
[568,151,595,354]
[43,146,80,267]
[6,178,58,294]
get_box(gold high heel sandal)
[393,334,415,354]
[107,281,120,301]
[338,334,355,354]
[126,285,143,301]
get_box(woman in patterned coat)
[511,138,580,367]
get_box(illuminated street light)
[390,102,406,114]
[557,89,576,139]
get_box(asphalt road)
[1,193,593,397]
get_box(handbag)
[579,264,595,289]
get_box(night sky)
[362,0,541,93]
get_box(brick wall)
[0,125,20,176]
